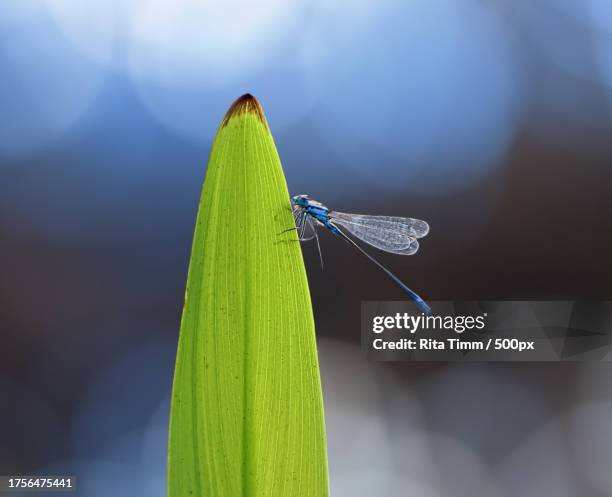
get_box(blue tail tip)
[416,299,432,315]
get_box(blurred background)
[1,0,612,495]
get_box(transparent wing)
[329,211,429,255]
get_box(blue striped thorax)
[292,194,330,224]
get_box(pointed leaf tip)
[221,93,268,129]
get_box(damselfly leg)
[282,206,324,268]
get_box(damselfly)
[290,194,432,314]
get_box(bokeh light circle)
[43,0,121,66]
[0,2,106,156]
[126,0,313,142]
[305,0,525,194]
[496,418,578,497]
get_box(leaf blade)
[167,94,329,497]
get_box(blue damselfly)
[290,194,431,314]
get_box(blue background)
[2,1,612,496]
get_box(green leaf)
[167,94,329,497]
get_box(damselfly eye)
[292,194,309,206]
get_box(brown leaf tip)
[221,93,268,129]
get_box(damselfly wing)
[329,212,429,256]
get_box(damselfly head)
[292,194,310,207]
